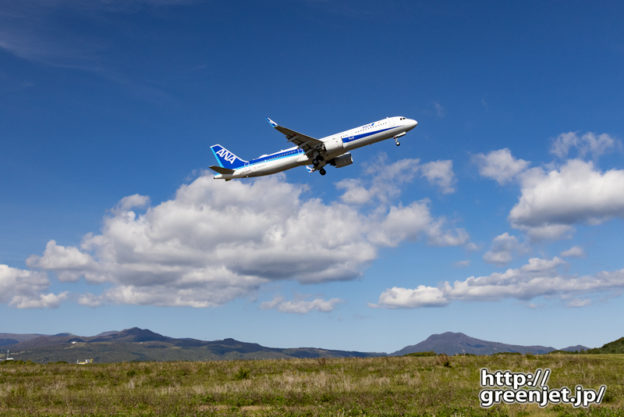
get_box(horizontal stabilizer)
[209,165,235,175]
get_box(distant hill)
[559,345,589,352]
[586,337,624,354]
[0,333,44,347]
[5,327,382,363]
[393,332,555,356]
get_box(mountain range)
[0,328,594,363]
[0,328,381,363]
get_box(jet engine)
[331,153,354,168]
[323,137,344,156]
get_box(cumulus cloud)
[336,155,457,205]
[509,160,624,239]
[420,160,456,194]
[482,233,525,265]
[26,240,95,281]
[473,148,529,184]
[338,156,422,205]
[519,224,574,241]
[0,264,65,309]
[336,179,374,205]
[372,286,448,308]
[114,194,150,212]
[260,296,342,314]
[473,133,622,241]
[369,201,469,247]
[551,132,620,160]
[22,172,469,308]
[374,256,624,309]
[77,293,103,307]
[10,292,68,309]
[561,246,585,258]
[520,256,565,272]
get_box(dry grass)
[0,354,623,416]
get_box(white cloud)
[24,172,469,308]
[11,292,68,309]
[77,293,103,307]
[339,156,422,205]
[114,194,150,212]
[260,296,342,314]
[482,233,524,265]
[26,240,95,281]
[374,256,624,309]
[336,156,457,204]
[520,256,565,272]
[551,132,619,160]
[335,179,373,205]
[473,148,529,184]
[369,201,469,247]
[372,286,448,308]
[420,160,456,194]
[561,246,585,258]
[510,160,624,238]
[0,264,65,309]
[518,224,574,241]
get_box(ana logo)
[216,148,237,164]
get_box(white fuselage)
[214,116,418,180]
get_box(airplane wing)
[266,117,324,155]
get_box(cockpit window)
[400,117,405,120]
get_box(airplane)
[209,116,418,180]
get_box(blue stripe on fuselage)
[247,148,304,166]
[342,126,395,143]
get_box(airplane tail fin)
[210,144,247,169]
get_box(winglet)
[266,117,278,128]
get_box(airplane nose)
[408,119,418,130]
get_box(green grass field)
[1,354,622,416]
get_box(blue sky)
[2,0,624,353]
